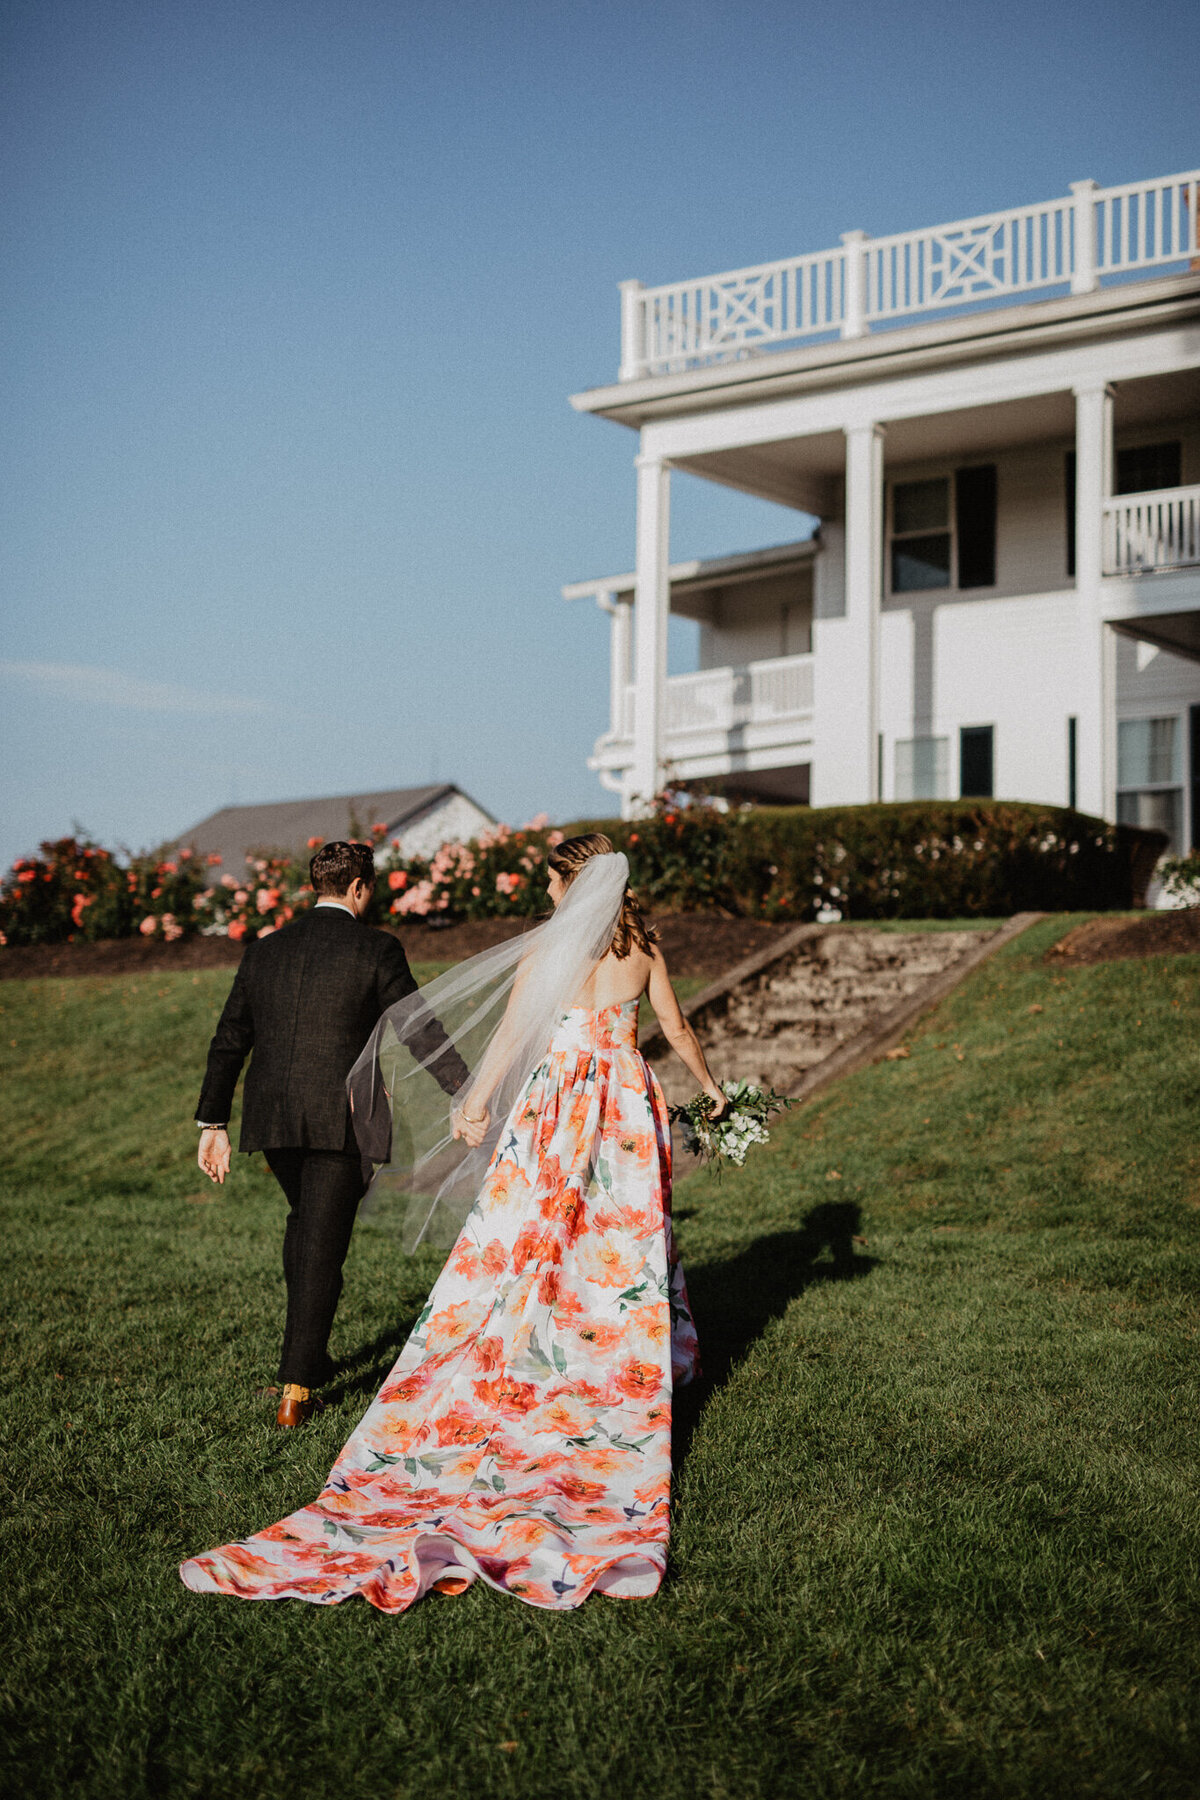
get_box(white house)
[566,167,1200,850]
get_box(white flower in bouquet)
[668,1078,793,1172]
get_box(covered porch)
[564,541,817,808]
[576,339,1200,820]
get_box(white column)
[1073,380,1115,818]
[630,453,670,814]
[597,591,632,739]
[811,423,884,805]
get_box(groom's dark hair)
[310,841,377,897]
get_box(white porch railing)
[613,652,814,742]
[1103,485,1200,576]
[619,167,1200,379]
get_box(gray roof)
[170,784,486,873]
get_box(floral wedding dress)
[180,997,699,1612]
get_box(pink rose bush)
[0,815,568,946]
[376,818,557,922]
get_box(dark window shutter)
[960,725,994,799]
[955,465,996,588]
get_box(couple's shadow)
[669,1199,874,1466]
[329,1199,875,1452]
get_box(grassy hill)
[1,919,1198,1799]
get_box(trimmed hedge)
[0,803,1167,948]
[563,802,1167,921]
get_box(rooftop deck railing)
[619,168,1200,380]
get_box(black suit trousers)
[264,1148,369,1388]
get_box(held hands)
[198,1127,232,1185]
[452,1105,491,1149]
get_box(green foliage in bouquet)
[669,1079,794,1171]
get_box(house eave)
[570,273,1200,429]
[562,535,819,602]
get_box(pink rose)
[139,916,157,936]
[227,920,247,942]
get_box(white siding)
[880,590,1083,804]
[698,569,812,669]
[882,425,1200,610]
[1116,634,1200,716]
[388,794,496,860]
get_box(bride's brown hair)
[547,832,657,961]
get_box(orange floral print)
[181,1000,699,1614]
[614,1358,661,1401]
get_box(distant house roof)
[172,784,493,873]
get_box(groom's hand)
[198,1127,231,1184]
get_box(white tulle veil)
[348,851,630,1253]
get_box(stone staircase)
[644,923,1005,1107]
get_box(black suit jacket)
[197,906,454,1155]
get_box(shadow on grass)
[327,1317,423,1405]
[673,1200,876,1468]
[328,1204,876,1423]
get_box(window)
[895,736,949,801]
[1119,716,1179,787]
[890,467,997,592]
[1117,441,1181,496]
[1066,442,1180,576]
[891,478,951,592]
[959,725,994,798]
[955,466,997,588]
[1117,715,1183,851]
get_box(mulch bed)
[0,913,799,984]
[1046,910,1200,966]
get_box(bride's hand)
[704,1084,730,1123]
[452,1106,490,1148]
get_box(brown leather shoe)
[276,1383,314,1428]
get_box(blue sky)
[2,0,1197,865]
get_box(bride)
[180,833,726,1613]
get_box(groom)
[195,839,465,1427]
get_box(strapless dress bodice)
[548,998,640,1056]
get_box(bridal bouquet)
[669,1079,793,1170]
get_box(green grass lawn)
[2,919,1199,1799]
